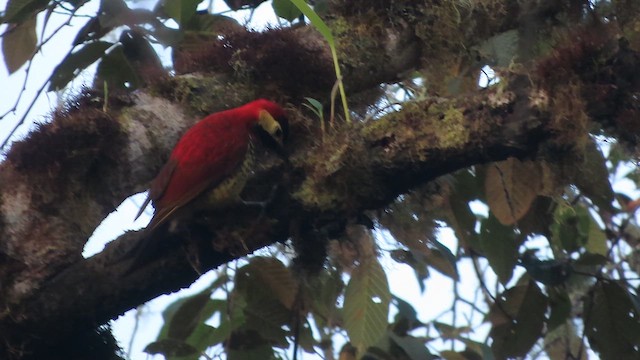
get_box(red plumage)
[136,99,286,233]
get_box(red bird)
[135,99,288,234]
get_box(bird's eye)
[274,128,283,138]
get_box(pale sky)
[3,1,629,359]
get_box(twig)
[126,305,144,359]
[1,8,80,151]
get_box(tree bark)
[1,1,639,359]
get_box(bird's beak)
[256,110,288,158]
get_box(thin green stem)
[330,45,350,122]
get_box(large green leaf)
[461,339,494,360]
[489,279,548,358]
[272,0,302,22]
[2,0,47,24]
[2,16,37,73]
[95,44,140,90]
[586,212,607,255]
[446,190,480,250]
[148,274,233,359]
[205,298,246,347]
[308,268,343,329]
[547,288,572,331]
[245,257,297,309]
[161,291,216,341]
[49,41,113,91]
[388,332,435,360]
[485,158,541,225]
[574,139,614,211]
[440,170,481,251]
[392,296,419,326]
[585,281,640,359]
[227,344,275,360]
[425,239,459,281]
[550,204,590,253]
[288,0,332,42]
[234,259,293,348]
[159,0,201,27]
[144,338,198,358]
[343,257,391,354]
[545,321,586,360]
[517,196,554,239]
[480,214,521,284]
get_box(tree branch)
[1,2,639,358]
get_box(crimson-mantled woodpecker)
[135,99,288,234]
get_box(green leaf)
[144,338,198,357]
[460,339,495,360]
[607,143,627,171]
[308,268,343,329]
[585,281,640,359]
[245,257,297,309]
[73,17,105,45]
[392,296,418,325]
[2,0,47,24]
[443,169,481,249]
[97,0,129,27]
[182,323,217,359]
[227,344,275,360]
[162,290,215,340]
[176,298,235,358]
[297,320,317,353]
[425,239,459,281]
[480,214,521,284]
[545,321,586,360]
[160,0,201,27]
[489,279,548,358]
[485,158,541,225]
[272,0,302,22]
[517,196,554,239]
[95,44,140,90]
[49,41,113,91]
[2,16,37,73]
[388,332,435,360]
[303,97,324,119]
[234,260,292,348]
[586,213,607,255]
[550,205,590,253]
[289,0,332,43]
[547,288,572,331]
[575,139,614,211]
[343,257,391,355]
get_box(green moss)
[330,13,384,69]
[435,105,469,148]
[362,100,469,154]
[293,179,343,211]
[169,75,256,115]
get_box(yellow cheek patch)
[258,110,281,135]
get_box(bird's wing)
[145,120,249,232]
[134,157,177,221]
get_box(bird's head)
[250,99,289,156]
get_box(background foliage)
[2,1,640,360]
